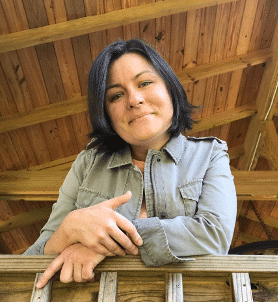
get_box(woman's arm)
[44,192,143,256]
[133,142,237,266]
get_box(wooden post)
[165,273,183,302]
[231,273,253,302]
[30,273,53,302]
[98,272,117,302]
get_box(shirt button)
[157,158,161,162]
[160,212,166,219]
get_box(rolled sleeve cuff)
[23,233,52,255]
[133,217,194,266]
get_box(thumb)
[107,191,132,210]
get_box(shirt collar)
[107,134,186,168]
[107,145,133,169]
[162,134,185,164]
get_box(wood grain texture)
[30,273,52,302]
[0,0,238,53]
[1,254,278,275]
[231,273,253,302]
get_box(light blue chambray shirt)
[24,134,237,266]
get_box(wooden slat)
[231,273,253,302]
[1,255,278,275]
[0,48,270,134]
[30,273,52,302]
[0,0,237,54]
[166,273,183,302]
[98,272,117,302]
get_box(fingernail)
[137,237,143,245]
[36,281,42,288]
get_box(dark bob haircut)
[87,39,196,152]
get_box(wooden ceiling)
[0,0,278,255]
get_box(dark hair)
[87,39,196,152]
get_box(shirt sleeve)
[23,149,92,255]
[132,141,237,266]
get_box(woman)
[24,39,237,288]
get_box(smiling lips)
[129,112,153,124]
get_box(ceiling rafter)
[237,19,278,172]
[259,121,278,170]
[0,48,270,134]
[0,206,52,234]
[0,170,278,201]
[0,0,238,54]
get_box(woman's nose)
[127,92,144,109]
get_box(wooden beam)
[274,103,278,116]
[0,234,12,254]
[188,104,256,135]
[237,16,278,171]
[259,121,278,170]
[239,211,278,230]
[0,48,269,134]
[0,96,87,134]
[177,48,272,84]
[0,0,237,54]
[1,254,278,275]
[0,206,52,234]
[0,171,278,201]
[240,233,267,244]
[22,155,77,172]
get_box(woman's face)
[105,53,173,151]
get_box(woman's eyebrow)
[106,70,154,92]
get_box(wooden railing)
[1,254,278,301]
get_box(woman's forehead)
[107,53,157,83]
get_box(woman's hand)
[36,243,105,288]
[44,191,143,257]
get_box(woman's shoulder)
[186,136,228,151]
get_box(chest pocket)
[75,187,112,209]
[179,180,202,217]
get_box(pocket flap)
[179,180,202,201]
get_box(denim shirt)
[24,134,237,266]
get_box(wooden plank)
[0,0,238,53]
[0,96,87,134]
[188,104,256,134]
[0,48,270,134]
[98,272,117,302]
[177,48,272,84]
[30,273,52,302]
[231,273,253,302]
[165,273,183,302]
[0,206,52,234]
[1,255,278,275]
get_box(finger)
[105,191,132,210]
[108,222,139,255]
[91,243,116,257]
[82,263,95,281]
[98,234,126,256]
[60,261,74,283]
[73,262,83,283]
[114,213,143,246]
[36,256,64,288]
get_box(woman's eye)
[139,81,151,88]
[111,93,123,102]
